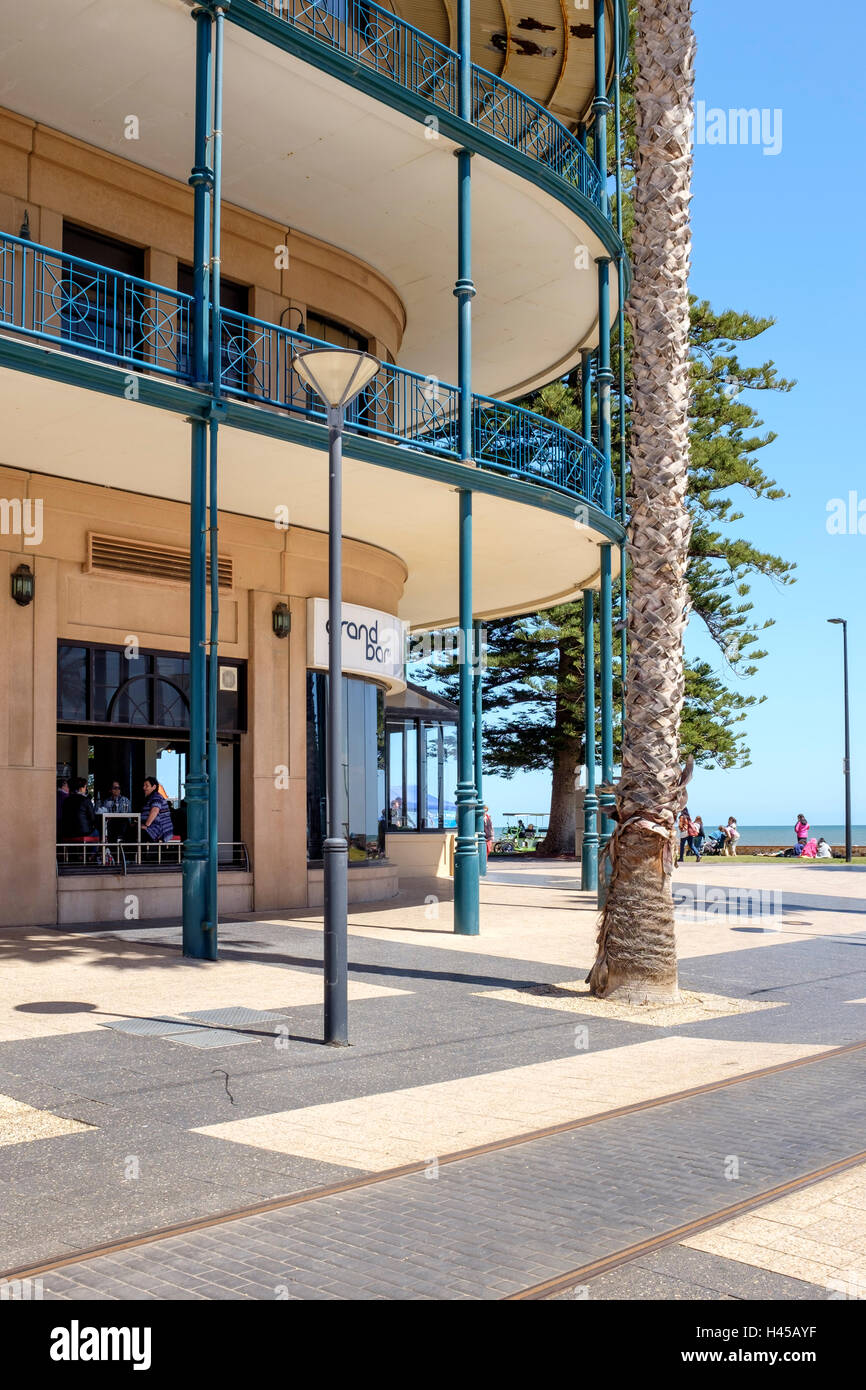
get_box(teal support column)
[183,5,214,958]
[473,618,487,875]
[593,0,611,218]
[452,0,479,934]
[454,492,480,933]
[205,3,227,955]
[613,0,627,727]
[580,350,599,894]
[581,590,598,892]
[580,348,593,443]
[205,416,219,956]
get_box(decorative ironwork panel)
[0,232,611,515]
[471,68,603,206]
[258,0,457,114]
[472,394,607,510]
[0,232,192,378]
[218,311,461,458]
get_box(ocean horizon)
[493,823,865,846]
[704,824,866,846]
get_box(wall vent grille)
[87,533,233,588]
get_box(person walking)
[794,813,810,856]
[692,815,706,863]
[678,808,693,865]
[483,805,494,853]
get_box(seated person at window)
[56,777,69,840]
[99,781,131,814]
[59,777,98,840]
[141,777,174,842]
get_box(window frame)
[56,640,247,736]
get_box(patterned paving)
[192,1035,829,1171]
[1,861,865,1297]
[27,1046,866,1300]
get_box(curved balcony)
[238,0,607,217]
[0,231,612,517]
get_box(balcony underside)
[0,360,621,629]
[1,0,620,398]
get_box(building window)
[176,265,250,386]
[305,312,368,353]
[384,685,458,832]
[57,642,246,855]
[306,672,386,862]
[304,312,377,427]
[58,643,245,733]
[387,720,417,828]
[386,717,457,831]
[61,224,145,360]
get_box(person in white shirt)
[723,817,740,856]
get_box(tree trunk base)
[587,825,680,1002]
[592,973,681,1005]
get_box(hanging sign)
[306,598,406,690]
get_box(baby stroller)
[703,830,727,856]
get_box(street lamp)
[293,347,381,1045]
[827,619,852,864]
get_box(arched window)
[106,674,190,728]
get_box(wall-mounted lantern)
[272,601,291,639]
[11,564,35,606]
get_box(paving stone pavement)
[32,1046,866,1300]
[3,862,866,1296]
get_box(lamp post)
[293,348,381,1045]
[827,618,852,864]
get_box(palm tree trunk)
[588,0,696,1002]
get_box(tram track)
[505,1149,866,1299]
[5,1033,866,1289]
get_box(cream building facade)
[0,0,627,929]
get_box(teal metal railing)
[0,231,192,379]
[0,232,610,512]
[253,0,604,210]
[218,308,460,457]
[472,394,607,505]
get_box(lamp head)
[828,618,845,626]
[272,602,291,639]
[292,348,380,410]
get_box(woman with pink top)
[794,814,810,855]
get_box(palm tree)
[587,0,696,1002]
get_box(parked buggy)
[702,830,728,856]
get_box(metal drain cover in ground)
[164,1027,259,1048]
[180,1007,288,1026]
[98,1017,199,1036]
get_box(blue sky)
[484,0,866,829]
